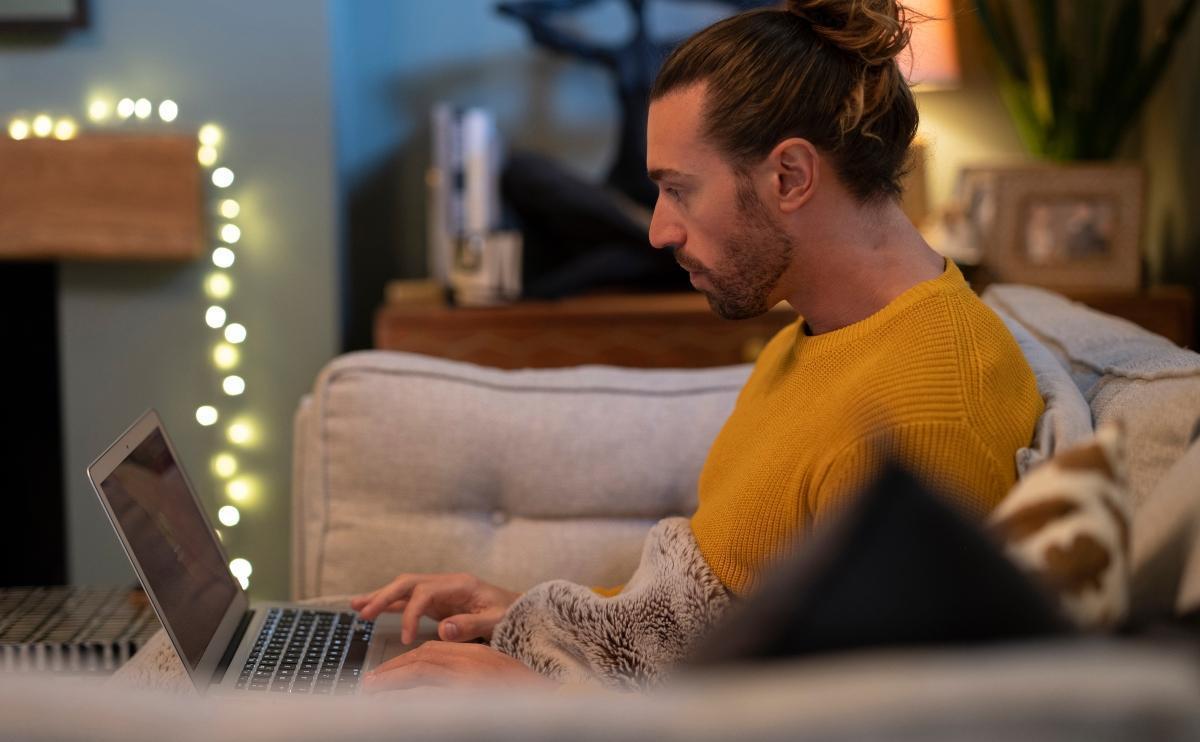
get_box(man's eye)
[665,187,683,201]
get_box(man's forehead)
[646,82,713,176]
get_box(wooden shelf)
[375,292,798,368]
[0,135,203,261]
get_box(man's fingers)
[402,584,435,645]
[363,659,456,691]
[358,576,419,621]
[438,611,498,642]
[364,642,475,692]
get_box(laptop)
[86,409,414,695]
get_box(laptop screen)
[99,427,238,669]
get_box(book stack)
[0,586,161,674]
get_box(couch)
[7,282,1200,739]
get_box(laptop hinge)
[210,609,255,686]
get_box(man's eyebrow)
[647,168,692,183]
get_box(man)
[354,0,1043,690]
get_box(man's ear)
[770,138,819,213]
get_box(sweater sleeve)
[809,421,1013,532]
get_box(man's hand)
[362,641,555,692]
[350,572,520,644]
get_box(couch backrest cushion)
[984,285,1200,506]
[292,351,749,598]
[1132,436,1200,618]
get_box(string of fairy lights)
[7,96,258,590]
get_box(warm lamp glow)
[213,343,240,370]
[53,118,77,140]
[158,100,179,123]
[195,405,219,426]
[32,114,53,138]
[213,453,238,478]
[219,199,240,219]
[227,477,253,502]
[116,98,135,119]
[212,247,235,268]
[133,98,152,119]
[205,305,227,328]
[87,99,111,122]
[219,224,241,243]
[8,119,29,140]
[197,145,218,166]
[198,123,223,146]
[902,0,960,90]
[229,557,252,578]
[212,167,234,188]
[227,421,254,445]
[205,272,232,299]
[223,375,245,396]
[218,505,241,527]
[224,323,246,344]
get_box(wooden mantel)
[0,135,203,261]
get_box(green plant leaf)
[1113,0,1199,149]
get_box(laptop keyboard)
[236,608,373,694]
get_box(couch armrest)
[291,351,749,598]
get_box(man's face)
[646,83,796,320]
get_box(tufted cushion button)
[490,509,509,526]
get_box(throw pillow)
[686,462,1072,667]
[989,422,1131,630]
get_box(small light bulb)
[212,167,234,188]
[198,123,223,146]
[227,478,250,501]
[219,224,241,244]
[134,98,151,119]
[228,422,252,445]
[32,114,53,138]
[87,99,111,122]
[195,405,218,426]
[213,343,240,370]
[116,98,135,119]
[53,118,77,140]
[158,99,178,123]
[223,375,245,396]
[218,505,240,527]
[219,199,240,219]
[205,272,232,299]
[229,557,252,578]
[237,576,250,590]
[197,145,218,167]
[205,305,227,328]
[213,453,238,478]
[8,119,30,140]
[212,247,235,268]
[224,323,246,344]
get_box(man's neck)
[782,201,945,336]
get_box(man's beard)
[683,180,795,320]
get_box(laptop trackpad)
[366,614,438,669]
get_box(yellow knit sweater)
[689,259,1043,595]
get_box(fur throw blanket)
[491,517,731,690]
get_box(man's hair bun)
[785,0,913,67]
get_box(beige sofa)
[7,283,1200,739]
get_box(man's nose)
[648,203,683,251]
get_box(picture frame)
[0,0,87,29]
[981,164,1144,293]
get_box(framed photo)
[0,0,86,29]
[982,164,1144,293]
